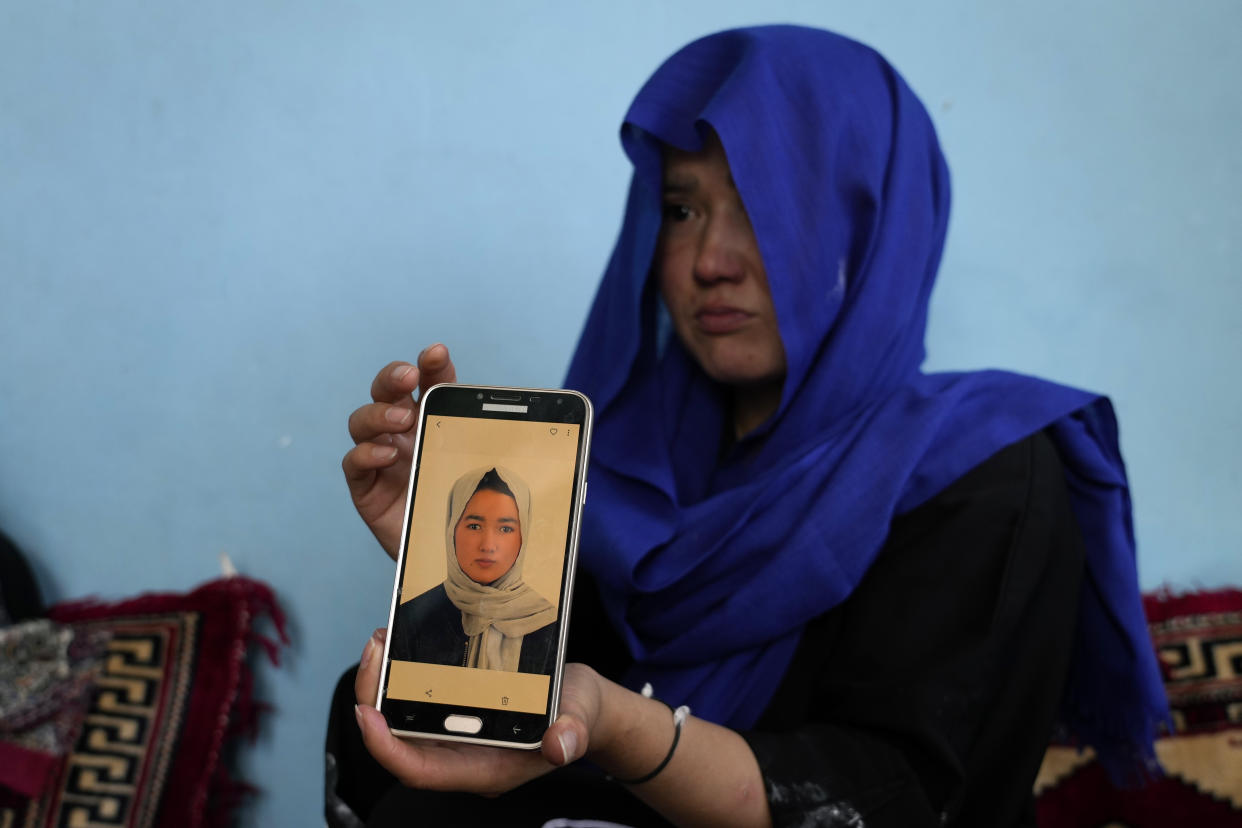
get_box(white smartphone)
[376,383,593,749]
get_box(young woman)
[334,25,1166,827]
[388,466,557,674]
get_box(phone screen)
[378,385,590,747]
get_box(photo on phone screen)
[377,385,591,748]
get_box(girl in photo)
[389,466,557,675]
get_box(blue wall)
[2,2,1238,825]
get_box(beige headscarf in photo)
[442,465,557,671]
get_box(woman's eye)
[662,203,692,223]
[499,526,514,534]
[465,522,481,530]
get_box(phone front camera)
[476,393,483,400]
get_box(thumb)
[543,713,589,767]
[542,663,601,766]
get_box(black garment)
[326,432,1084,827]
[740,430,1084,827]
[389,583,556,675]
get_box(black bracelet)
[608,684,691,786]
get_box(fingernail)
[371,445,399,460]
[425,344,446,362]
[393,364,414,381]
[354,704,364,730]
[385,407,413,425]
[360,636,375,670]
[557,730,579,764]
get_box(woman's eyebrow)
[663,173,698,193]
[497,517,519,524]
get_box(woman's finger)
[542,714,588,767]
[371,361,421,405]
[348,401,416,444]
[541,663,598,766]
[355,628,387,706]
[341,443,401,489]
[416,344,457,397]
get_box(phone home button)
[443,714,483,735]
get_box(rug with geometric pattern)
[1036,588,1242,826]
[0,577,285,828]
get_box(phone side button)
[443,714,483,734]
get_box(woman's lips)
[472,559,496,569]
[695,306,753,334]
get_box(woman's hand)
[342,345,458,559]
[352,629,601,796]
[353,630,770,825]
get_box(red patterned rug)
[0,577,286,828]
[1036,588,1242,826]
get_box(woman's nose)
[693,211,748,284]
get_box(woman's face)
[453,489,523,585]
[655,133,786,391]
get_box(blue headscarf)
[565,25,1166,777]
